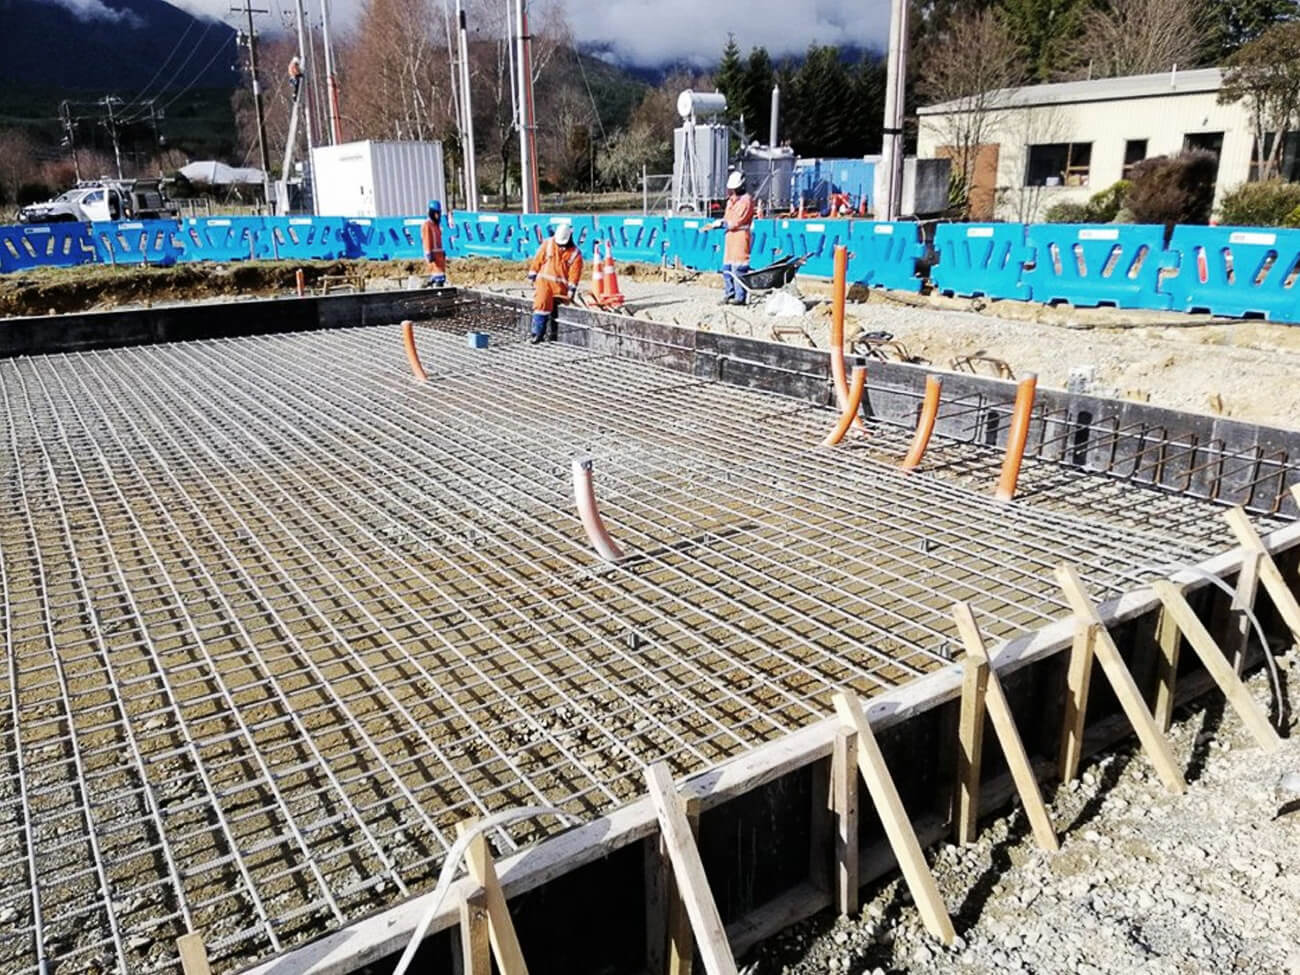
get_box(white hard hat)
[553,222,573,245]
[727,171,744,190]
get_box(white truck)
[16,179,177,224]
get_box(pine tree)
[997,0,1086,80]
[715,35,746,126]
[795,46,852,156]
[1207,0,1297,60]
[742,47,775,144]
[851,57,888,154]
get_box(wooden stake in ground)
[1224,505,1300,647]
[951,603,1059,852]
[832,691,956,945]
[1057,621,1099,783]
[1151,601,1183,733]
[831,726,860,915]
[644,763,739,975]
[456,820,530,975]
[1150,580,1281,751]
[953,635,989,845]
[1054,564,1186,795]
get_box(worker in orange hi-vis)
[526,222,583,344]
[710,171,755,305]
[421,200,447,287]
[288,56,304,99]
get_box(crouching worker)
[421,199,447,287]
[526,221,583,344]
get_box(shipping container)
[311,140,447,218]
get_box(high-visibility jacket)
[723,192,755,265]
[528,238,583,313]
[421,217,445,274]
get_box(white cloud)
[51,0,144,25]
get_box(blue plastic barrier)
[764,219,854,278]
[343,217,428,260]
[517,214,596,259]
[930,223,1030,299]
[664,216,724,272]
[595,215,667,265]
[261,216,349,261]
[845,221,925,292]
[178,217,267,262]
[91,220,185,266]
[0,223,97,272]
[1023,224,1170,309]
[446,212,521,259]
[1164,226,1300,320]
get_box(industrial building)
[917,68,1287,222]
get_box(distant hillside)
[0,0,237,92]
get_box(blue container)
[466,331,490,349]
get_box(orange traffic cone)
[602,245,625,308]
[590,242,605,300]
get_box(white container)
[676,90,727,120]
[311,139,447,218]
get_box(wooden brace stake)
[832,691,956,945]
[1058,620,1099,783]
[1151,597,1183,733]
[459,889,491,975]
[457,821,530,975]
[1150,581,1280,751]
[952,603,1059,852]
[176,932,212,975]
[953,634,988,845]
[1055,564,1186,794]
[645,763,738,975]
[1224,505,1300,647]
[832,726,860,915]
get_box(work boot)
[530,332,545,345]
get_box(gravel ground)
[744,649,1300,975]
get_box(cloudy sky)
[56,0,891,66]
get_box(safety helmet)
[428,199,442,213]
[726,171,744,191]
[553,222,573,246]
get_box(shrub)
[1124,151,1218,229]
[1042,181,1131,224]
[1044,201,1090,223]
[1217,180,1300,226]
[1284,204,1300,228]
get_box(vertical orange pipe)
[830,244,850,408]
[824,366,867,446]
[995,373,1038,501]
[295,268,306,296]
[401,320,428,382]
[901,375,942,471]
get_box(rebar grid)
[0,312,1271,974]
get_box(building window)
[1025,143,1092,188]
[1123,139,1147,179]
[1183,131,1223,185]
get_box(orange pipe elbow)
[825,365,867,446]
[402,320,428,382]
[573,458,625,562]
[901,375,942,471]
[995,373,1038,501]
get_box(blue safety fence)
[1164,226,1300,320]
[595,215,667,265]
[262,216,349,261]
[342,217,428,260]
[930,223,1031,299]
[1023,223,1171,310]
[517,214,596,259]
[845,221,925,292]
[0,222,97,272]
[178,217,267,262]
[762,219,854,278]
[91,220,186,266]
[664,216,724,272]
[446,211,521,259]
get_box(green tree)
[793,45,853,156]
[997,0,1086,79]
[850,56,887,154]
[715,35,746,124]
[1207,0,1297,60]
[741,47,775,143]
[1219,21,1300,179]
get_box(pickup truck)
[17,180,177,224]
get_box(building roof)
[918,67,1223,115]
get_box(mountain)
[0,0,237,93]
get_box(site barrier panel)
[595,215,668,265]
[445,211,521,259]
[178,217,268,262]
[1022,223,1171,309]
[261,216,349,261]
[663,216,723,271]
[91,220,186,266]
[517,214,596,259]
[930,222,1030,299]
[762,218,853,278]
[0,222,97,273]
[1163,226,1300,321]
[845,221,926,292]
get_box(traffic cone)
[602,245,625,308]
[590,242,605,300]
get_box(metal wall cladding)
[312,140,447,219]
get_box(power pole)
[456,0,478,210]
[233,1,273,206]
[880,0,909,221]
[514,0,539,213]
[320,0,344,144]
[293,0,314,154]
[60,100,81,183]
[100,95,124,178]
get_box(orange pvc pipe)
[824,365,867,446]
[295,268,305,296]
[401,320,428,382]
[829,244,850,407]
[573,458,625,562]
[995,373,1038,501]
[901,375,942,471]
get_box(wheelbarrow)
[732,254,809,303]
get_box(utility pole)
[60,100,81,183]
[514,0,539,213]
[456,0,478,210]
[293,0,314,153]
[100,95,124,178]
[320,0,343,144]
[233,1,272,206]
[880,0,909,221]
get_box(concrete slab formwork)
[0,291,1296,975]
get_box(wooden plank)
[177,933,212,975]
[832,691,956,945]
[1057,621,1098,782]
[645,836,669,975]
[953,603,1059,853]
[1152,601,1183,732]
[832,726,859,916]
[458,821,530,975]
[953,647,988,845]
[808,755,832,894]
[458,890,491,975]
[1225,506,1300,642]
[1055,564,1187,795]
[1151,581,1281,751]
[725,882,829,957]
[1229,550,1262,675]
[644,763,738,975]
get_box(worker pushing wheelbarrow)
[526,221,583,344]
